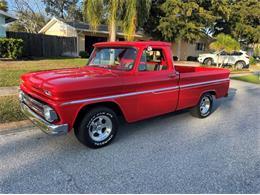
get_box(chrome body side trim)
[20,102,68,135]
[61,78,229,106]
[61,86,179,106]
[180,78,229,88]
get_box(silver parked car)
[198,50,250,69]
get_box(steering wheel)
[119,62,134,70]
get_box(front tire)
[235,61,246,70]
[191,93,213,118]
[75,107,119,148]
[204,58,213,66]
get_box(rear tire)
[75,107,119,148]
[190,93,213,118]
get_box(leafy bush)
[79,51,89,58]
[187,56,198,61]
[253,46,260,57]
[250,56,256,65]
[0,38,23,59]
[173,56,178,61]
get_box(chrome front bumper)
[20,102,68,135]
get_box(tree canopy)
[145,0,259,45]
[157,0,215,42]
[83,0,151,41]
[210,33,240,53]
[42,0,83,20]
[231,0,260,44]
[0,0,8,11]
[8,0,46,33]
[143,0,165,40]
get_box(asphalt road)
[0,80,259,193]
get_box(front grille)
[21,92,45,117]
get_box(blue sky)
[7,0,46,14]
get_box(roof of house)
[65,21,111,32]
[0,10,17,23]
[39,17,143,38]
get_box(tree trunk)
[109,19,117,42]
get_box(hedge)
[0,38,23,59]
[79,50,90,58]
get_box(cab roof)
[94,41,172,48]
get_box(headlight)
[43,105,58,122]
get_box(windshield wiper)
[89,64,108,69]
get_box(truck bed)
[175,65,230,83]
[175,65,230,110]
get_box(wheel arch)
[73,101,125,130]
[198,90,216,103]
[235,60,246,66]
[203,57,214,64]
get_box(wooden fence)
[7,32,77,57]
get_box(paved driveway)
[0,80,259,193]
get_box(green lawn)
[232,74,260,84]
[0,95,26,123]
[0,58,87,87]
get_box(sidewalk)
[0,86,19,96]
[0,120,32,135]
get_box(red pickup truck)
[19,41,230,148]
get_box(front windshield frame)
[87,46,138,71]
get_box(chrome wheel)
[88,115,112,142]
[199,96,211,116]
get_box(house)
[0,10,17,37]
[39,17,212,60]
[39,17,143,56]
[172,37,213,61]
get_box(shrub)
[187,56,198,61]
[250,56,256,65]
[253,46,260,57]
[0,38,23,59]
[79,51,89,58]
[173,56,178,61]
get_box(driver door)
[134,47,179,120]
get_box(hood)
[21,67,122,99]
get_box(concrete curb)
[229,71,256,78]
[0,120,33,135]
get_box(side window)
[220,51,228,55]
[231,51,242,56]
[138,48,168,72]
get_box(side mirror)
[147,46,153,52]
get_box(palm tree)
[210,33,240,67]
[83,0,151,41]
[0,0,8,11]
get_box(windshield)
[87,47,137,71]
